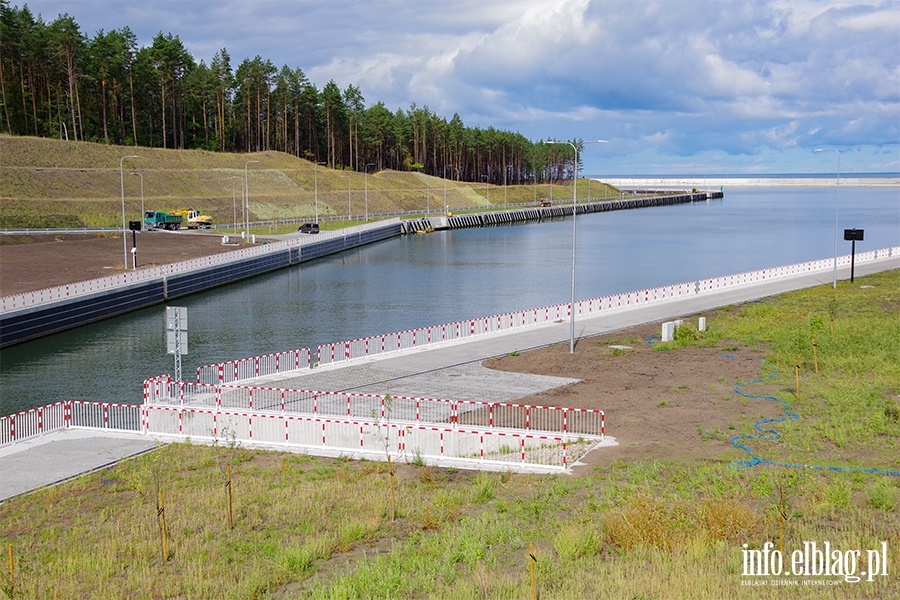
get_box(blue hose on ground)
[643,337,900,475]
[727,357,900,475]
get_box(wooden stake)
[158,488,169,561]
[812,337,819,374]
[387,454,395,522]
[530,542,536,600]
[795,365,801,401]
[779,487,786,556]
[8,544,13,598]
[226,464,234,530]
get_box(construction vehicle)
[172,209,213,229]
[144,210,183,230]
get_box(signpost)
[843,228,864,283]
[165,307,188,381]
[128,221,141,269]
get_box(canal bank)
[1,191,720,348]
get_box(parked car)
[298,223,320,234]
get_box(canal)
[1,186,897,415]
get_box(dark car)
[298,223,320,234]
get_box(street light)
[130,172,143,229]
[230,176,242,233]
[119,155,138,268]
[546,139,607,353]
[340,175,351,220]
[314,160,327,223]
[815,148,840,289]
[244,160,259,241]
[364,163,375,221]
[443,164,455,216]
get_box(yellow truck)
[172,209,213,229]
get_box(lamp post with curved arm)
[546,140,607,353]
[120,155,138,268]
[314,161,327,223]
[443,165,455,216]
[815,148,840,289]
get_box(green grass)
[1,270,898,598]
[0,136,623,229]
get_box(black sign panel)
[129,220,142,231]
[843,228,864,241]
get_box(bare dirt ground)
[2,233,777,470]
[0,232,271,296]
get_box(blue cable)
[644,337,900,476]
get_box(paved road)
[2,257,896,499]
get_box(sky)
[21,0,900,176]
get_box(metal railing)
[1,401,141,446]
[143,379,605,440]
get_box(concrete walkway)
[2,256,896,500]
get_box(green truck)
[143,210,183,230]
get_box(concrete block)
[662,322,675,342]
[699,317,707,332]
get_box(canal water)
[1,186,897,415]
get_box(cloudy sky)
[22,0,900,175]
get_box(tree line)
[0,2,586,184]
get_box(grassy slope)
[0,136,619,228]
[1,270,897,599]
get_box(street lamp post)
[546,140,607,353]
[340,175,351,221]
[120,155,138,268]
[130,172,144,229]
[364,163,375,221]
[230,176,242,233]
[443,165,455,216]
[314,161,327,223]
[244,160,259,241]
[815,148,840,289]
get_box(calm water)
[1,187,897,415]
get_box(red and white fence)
[186,246,898,385]
[142,404,583,470]
[143,378,605,440]
[1,401,141,446]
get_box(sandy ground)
[0,232,271,296]
[2,233,774,469]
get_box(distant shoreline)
[600,176,898,188]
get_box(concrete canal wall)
[1,191,721,347]
[400,191,722,233]
[0,221,401,347]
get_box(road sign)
[166,307,187,331]
[166,330,189,355]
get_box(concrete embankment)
[400,191,721,233]
[0,222,401,347]
[604,176,898,189]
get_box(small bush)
[554,524,602,560]
[866,482,898,511]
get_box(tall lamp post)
[546,140,607,353]
[443,165,455,215]
[130,172,144,229]
[244,160,259,240]
[364,163,375,221]
[340,175,351,220]
[230,176,242,233]
[815,148,840,289]
[314,161,326,223]
[120,155,138,268]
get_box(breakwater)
[400,191,721,233]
